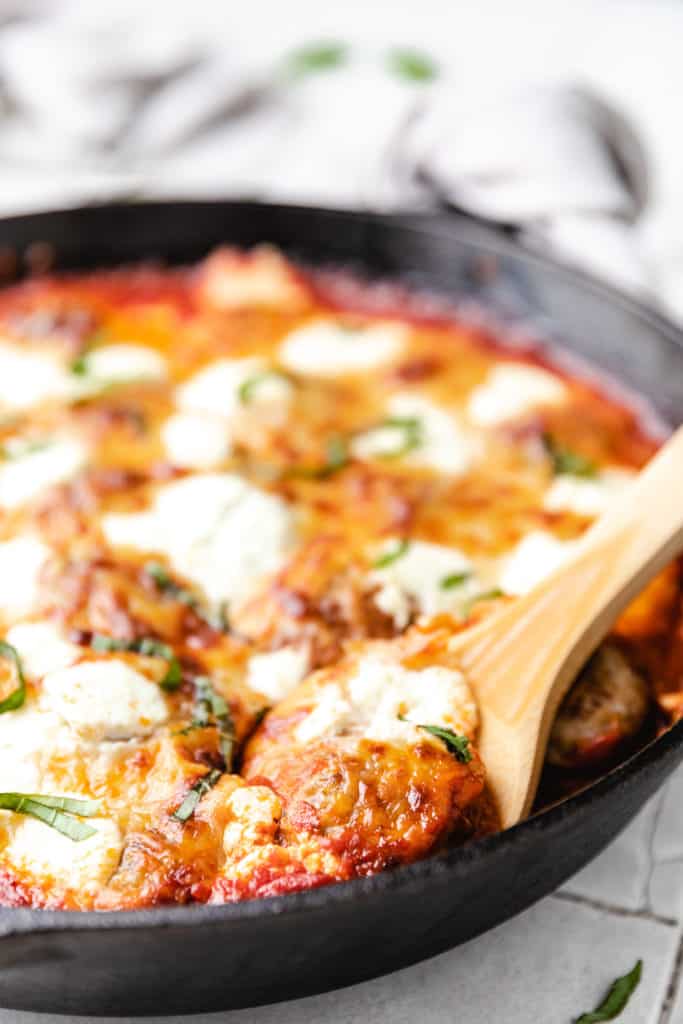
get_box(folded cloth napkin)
[0,3,657,305]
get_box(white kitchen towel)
[0,2,657,303]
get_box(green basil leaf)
[0,641,26,714]
[543,433,597,478]
[172,768,223,823]
[440,571,471,590]
[285,41,348,77]
[238,370,290,405]
[89,634,182,691]
[294,436,349,479]
[375,416,423,459]
[463,588,504,617]
[415,724,472,763]
[373,538,410,569]
[0,792,100,842]
[388,48,438,82]
[574,960,642,1023]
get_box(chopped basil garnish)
[285,41,348,77]
[90,634,182,691]
[463,588,503,617]
[186,676,236,770]
[415,724,472,763]
[0,641,26,714]
[376,416,423,459]
[574,960,642,1023]
[0,793,100,841]
[69,352,90,376]
[251,705,270,733]
[172,768,222,823]
[144,561,198,609]
[543,433,597,478]
[205,600,230,633]
[373,538,410,569]
[0,438,51,461]
[440,571,471,590]
[294,436,349,480]
[238,370,290,405]
[387,48,439,82]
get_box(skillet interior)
[0,201,682,1016]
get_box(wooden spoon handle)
[458,425,683,824]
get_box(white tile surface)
[562,790,668,915]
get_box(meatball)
[547,642,651,770]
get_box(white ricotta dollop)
[41,659,169,742]
[0,704,74,791]
[82,343,167,382]
[5,620,80,678]
[0,534,51,620]
[279,319,406,376]
[0,342,74,410]
[2,813,123,895]
[369,539,479,629]
[177,357,290,419]
[161,411,232,470]
[246,646,310,702]
[295,653,477,748]
[467,363,568,426]
[102,473,295,610]
[353,393,479,477]
[498,530,580,596]
[543,467,635,518]
[0,436,87,509]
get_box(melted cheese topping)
[0,246,661,911]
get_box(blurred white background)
[0,0,682,317]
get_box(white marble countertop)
[2,2,683,1021]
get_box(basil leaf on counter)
[0,641,26,714]
[387,48,439,82]
[574,960,642,1023]
[0,792,100,841]
[285,41,348,77]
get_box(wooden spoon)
[449,425,683,829]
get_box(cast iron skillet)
[1,201,683,1017]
